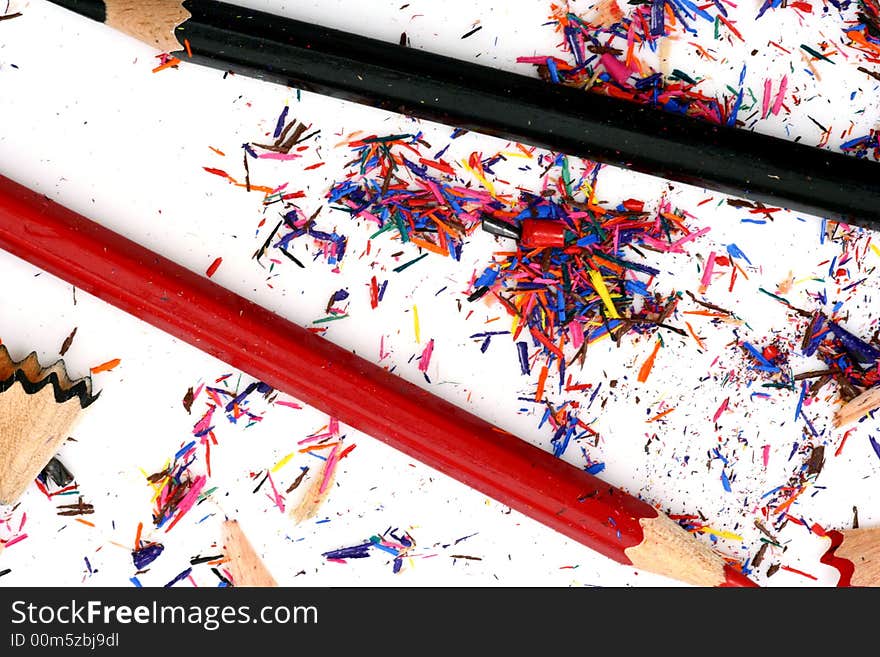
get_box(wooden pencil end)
[822,527,880,587]
[104,0,191,53]
[0,347,95,504]
[834,387,880,429]
[222,520,278,587]
[624,512,755,586]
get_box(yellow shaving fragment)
[413,305,421,344]
[461,159,497,198]
[698,527,743,541]
[271,452,296,473]
[588,269,620,319]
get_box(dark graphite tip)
[481,215,521,241]
[40,457,75,488]
[45,0,107,23]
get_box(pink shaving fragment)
[701,251,717,291]
[762,78,772,119]
[257,152,301,161]
[418,339,435,372]
[641,226,711,253]
[266,471,285,512]
[163,475,206,533]
[319,444,341,494]
[713,397,730,423]
[193,404,216,436]
[570,320,585,350]
[771,75,788,116]
[601,53,632,86]
[2,534,27,548]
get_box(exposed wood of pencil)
[44,0,880,229]
[834,387,880,428]
[0,386,81,503]
[0,346,95,503]
[836,528,880,587]
[822,527,880,586]
[222,520,277,587]
[624,514,728,587]
[0,174,756,586]
[104,0,191,53]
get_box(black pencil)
[44,0,880,229]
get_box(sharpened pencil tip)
[719,564,759,587]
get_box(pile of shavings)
[800,311,880,402]
[470,188,702,381]
[538,398,603,467]
[729,302,880,539]
[737,229,880,413]
[145,441,208,533]
[327,133,488,260]
[842,0,880,66]
[517,3,746,126]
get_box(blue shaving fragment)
[511,343,529,379]
[794,381,807,421]
[132,543,164,570]
[174,441,196,460]
[870,436,880,461]
[323,542,373,559]
[164,568,192,588]
[273,106,289,139]
[726,242,752,265]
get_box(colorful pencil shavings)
[844,0,880,74]
[517,5,749,127]
[146,441,208,532]
[290,417,356,524]
[535,400,600,461]
[256,205,348,271]
[323,528,416,574]
[470,179,698,383]
[839,130,880,161]
[327,133,485,260]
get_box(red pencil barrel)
[0,174,655,565]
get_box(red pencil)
[0,174,756,587]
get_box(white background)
[0,0,879,587]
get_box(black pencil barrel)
[50,0,880,229]
[46,0,105,22]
